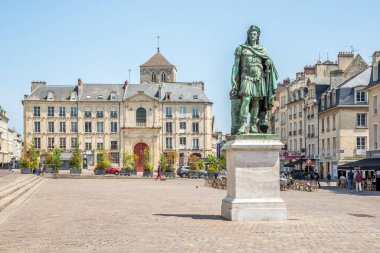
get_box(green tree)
[207,154,219,172]
[122,152,138,170]
[143,148,153,172]
[70,147,82,170]
[95,149,111,171]
[219,155,226,170]
[46,147,62,172]
[20,142,40,169]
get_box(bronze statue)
[230,25,278,135]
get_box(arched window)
[161,72,166,82]
[151,72,157,82]
[136,107,146,123]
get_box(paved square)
[0,178,380,253]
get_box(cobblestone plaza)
[0,178,380,253]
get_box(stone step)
[0,175,35,193]
[0,177,44,213]
[0,176,40,201]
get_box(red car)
[105,167,120,175]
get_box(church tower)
[140,49,177,83]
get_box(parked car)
[176,166,208,178]
[105,167,120,175]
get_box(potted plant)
[20,142,39,174]
[142,149,153,177]
[94,149,110,175]
[121,152,138,176]
[70,147,82,174]
[160,152,177,178]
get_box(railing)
[293,130,297,135]
[298,129,302,134]
[289,131,292,136]
[293,113,297,119]
[136,122,147,127]
[289,115,292,119]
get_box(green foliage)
[199,159,206,171]
[95,149,110,171]
[20,142,40,169]
[70,147,82,170]
[219,155,226,170]
[143,148,153,172]
[188,155,200,170]
[122,152,138,169]
[207,154,219,172]
[159,153,168,171]
[46,147,62,171]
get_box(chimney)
[77,78,83,96]
[304,65,316,76]
[296,72,304,80]
[372,51,380,82]
[31,81,46,93]
[330,70,344,89]
[338,51,354,71]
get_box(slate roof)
[80,83,124,101]
[309,77,330,85]
[124,83,212,103]
[140,52,175,68]
[25,85,76,101]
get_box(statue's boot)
[237,117,246,135]
[249,118,258,133]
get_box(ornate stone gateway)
[134,143,148,172]
[221,25,287,221]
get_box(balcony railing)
[298,129,302,134]
[289,131,292,136]
[136,122,147,127]
[293,130,297,135]
[289,115,292,119]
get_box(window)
[47,91,55,101]
[179,137,186,149]
[71,122,78,133]
[33,106,40,117]
[327,138,330,155]
[59,106,66,117]
[322,118,325,131]
[85,122,92,133]
[192,107,200,118]
[34,137,41,149]
[71,107,77,117]
[327,117,330,131]
[34,122,40,133]
[97,142,104,150]
[332,115,336,130]
[193,95,198,99]
[98,95,103,100]
[192,138,199,150]
[166,122,173,133]
[111,122,118,133]
[110,108,117,117]
[96,108,104,118]
[97,122,104,133]
[322,139,325,155]
[356,91,366,102]
[59,122,66,133]
[374,95,378,114]
[48,137,55,149]
[71,138,78,148]
[374,124,378,149]
[136,108,146,123]
[357,137,366,150]
[111,141,118,149]
[161,72,166,82]
[166,92,171,100]
[151,72,157,82]
[166,137,173,149]
[333,137,336,156]
[110,152,120,163]
[60,138,66,149]
[70,92,76,101]
[110,92,117,101]
[84,107,91,118]
[356,114,367,127]
[85,142,92,150]
[165,107,172,118]
[48,106,54,117]
[179,107,186,118]
[179,122,186,133]
[192,122,199,133]
[48,122,54,133]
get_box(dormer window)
[47,91,55,101]
[70,92,76,101]
[161,72,166,82]
[98,95,103,100]
[86,95,91,99]
[327,94,330,108]
[166,92,171,100]
[193,95,198,99]
[356,90,366,103]
[110,92,116,101]
[151,72,157,82]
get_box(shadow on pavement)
[154,214,225,220]
[320,186,380,196]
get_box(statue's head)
[246,25,260,45]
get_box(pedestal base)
[221,134,287,221]
[221,197,287,221]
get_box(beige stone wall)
[368,85,380,150]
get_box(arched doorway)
[134,143,148,172]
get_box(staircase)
[0,174,45,213]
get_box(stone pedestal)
[221,134,287,221]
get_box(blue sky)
[0,0,378,135]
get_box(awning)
[338,158,380,170]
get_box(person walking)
[327,172,331,186]
[355,170,362,192]
[347,169,354,191]
[314,172,321,189]
[155,165,163,181]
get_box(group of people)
[339,169,374,192]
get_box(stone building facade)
[22,51,213,170]
[0,106,22,164]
